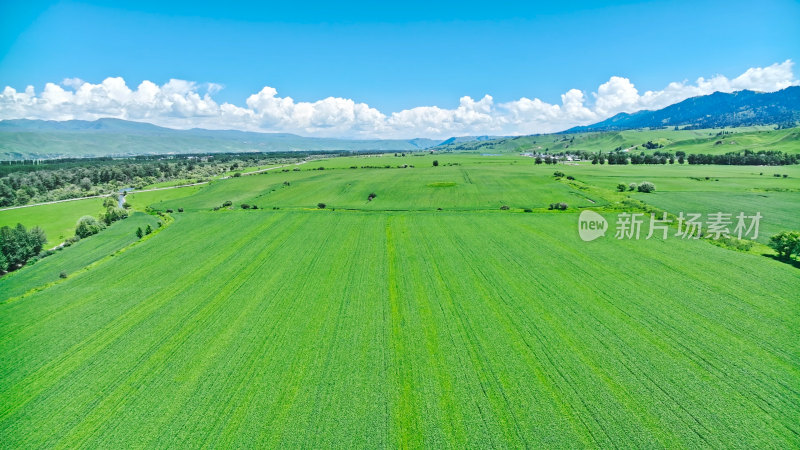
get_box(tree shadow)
[762,254,800,269]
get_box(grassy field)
[0,197,107,245]
[151,162,602,212]
[1,152,799,447]
[126,185,205,210]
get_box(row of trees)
[532,149,797,166]
[686,151,798,165]
[0,224,47,272]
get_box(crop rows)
[1,210,798,447]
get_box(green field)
[0,212,160,300]
[149,161,602,212]
[1,153,799,447]
[0,198,107,245]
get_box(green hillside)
[437,126,800,156]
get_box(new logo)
[578,210,607,241]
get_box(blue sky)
[0,0,798,138]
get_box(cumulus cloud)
[1,60,797,139]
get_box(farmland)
[1,152,799,447]
[0,197,107,245]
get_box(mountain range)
[564,86,800,133]
[2,86,799,159]
[0,118,443,160]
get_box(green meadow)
[0,197,107,245]
[1,152,799,447]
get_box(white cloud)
[1,60,797,139]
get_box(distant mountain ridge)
[0,118,443,160]
[565,86,800,133]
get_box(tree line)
[0,152,319,207]
[534,149,797,166]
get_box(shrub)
[59,271,68,279]
[712,236,754,252]
[252,205,258,209]
[101,206,129,225]
[433,160,439,167]
[166,209,174,213]
[523,208,533,213]
[317,203,326,209]
[136,227,143,239]
[241,204,251,209]
[233,172,242,177]
[637,181,656,193]
[558,202,568,210]
[145,225,153,235]
[500,205,510,210]
[178,208,184,212]
[553,171,565,178]
[368,192,377,201]
[566,175,575,180]
[75,216,104,238]
[617,183,627,192]
[222,200,233,207]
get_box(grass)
[1,152,799,446]
[0,197,107,244]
